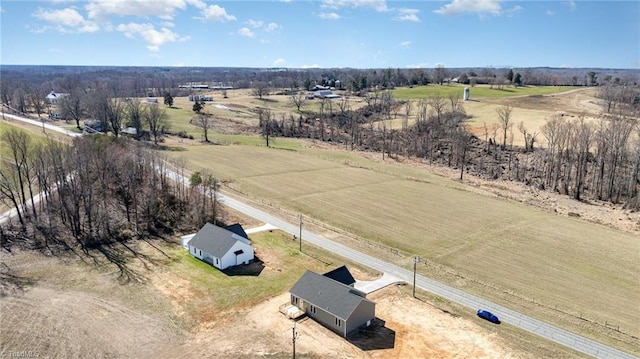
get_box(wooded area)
[0,132,221,278]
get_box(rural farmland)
[0,61,640,358]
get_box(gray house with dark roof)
[188,222,254,270]
[290,270,375,337]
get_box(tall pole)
[292,323,298,359]
[413,256,420,298]
[299,214,303,252]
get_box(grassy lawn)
[155,230,378,328]
[166,141,640,355]
[393,84,580,100]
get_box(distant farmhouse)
[188,94,214,102]
[46,91,68,105]
[187,222,254,270]
[179,83,209,89]
[313,89,340,99]
[290,268,375,337]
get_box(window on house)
[215,258,219,264]
[199,250,201,256]
[335,318,341,327]
[310,305,316,314]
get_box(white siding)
[220,241,254,269]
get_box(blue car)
[477,309,500,324]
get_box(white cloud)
[86,0,189,20]
[238,27,255,37]
[300,64,320,68]
[322,0,388,12]
[406,62,429,68]
[505,5,522,16]
[273,58,286,66]
[48,0,76,3]
[117,22,189,51]
[546,9,554,16]
[260,39,270,44]
[246,19,264,28]
[565,0,576,10]
[434,0,502,16]
[162,21,175,27]
[201,4,236,22]
[33,7,100,33]
[0,6,4,13]
[318,12,341,20]
[395,8,420,22]
[265,22,279,32]
[186,0,206,9]
[399,40,411,49]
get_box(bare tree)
[597,83,622,114]
[60,88,86,129]
[27,86,48,121]
[126,99,146,140]
[192,114,213,142]
[496,105,514,148]
[433,64,448,85]
[252,81,269,100]
[107,98,125,137]
[145,103,169,145]
[259,108,273,147]
[427,94,446,126]
[290,92,307,112]
[569,117,594,200]
[12,87,28,114]
[403,101,412,132]
[517,121,538,152]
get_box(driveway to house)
[2,111,635,359]
[354,273,401,294]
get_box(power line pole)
[292,323,298,359]
[299,214,303,252]
[413,256,420,298]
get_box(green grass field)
[165,230,376,317]
[393,84,580,100]
[167,141,640,355]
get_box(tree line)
[262,83,640,208]
[1,131,221,263]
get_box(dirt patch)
[155,285,529,359]
[0,286,181,359]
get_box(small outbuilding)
[290,269,375,337]
[188,222,254,270]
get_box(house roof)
[189,222,250,258]
[290,270,373,321]
[323,265,356,286]
[224,223,248,239]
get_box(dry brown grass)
[165,137,640,356]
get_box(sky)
[0,0,638,69]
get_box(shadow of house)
[348,318,396,351]
[222,255,265,277]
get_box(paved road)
[217,193,635,359]
[2,112,82,138]
[2,111,635,359]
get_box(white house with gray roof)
[290,269,375,337]
[188,222,254,270]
